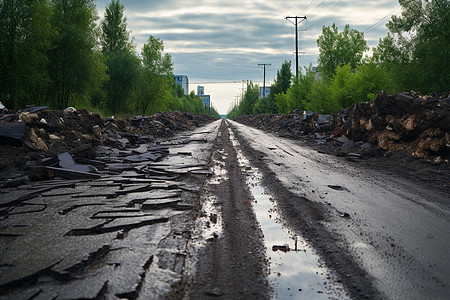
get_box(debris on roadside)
[0,108,216,186]
[233,91,450,161]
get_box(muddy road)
[1,119,449,299]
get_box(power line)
[306,0,342,30]
[303,0,317,12]
[310,0,327,12]
[363,6,401,33]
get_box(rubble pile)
[0,107,216,183]
[341,91,449,159]
[234,91,450,161]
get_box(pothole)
[228,126,350,299]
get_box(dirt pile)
[0,107,216,183]
[234,91,450,161]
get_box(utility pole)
[258,64,271,98]
[286,16,306,79]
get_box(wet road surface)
[228,119,450,300]
[1,119,449,299]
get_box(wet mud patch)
[228,121,381,300]
[229,125,349,299]
[188,120,269,299]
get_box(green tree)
[274,66,315,113]
[353,62,394,100]
[289,66,316,111]
[306,79,338,114]
[329,64,357,109]
[0,0,53,108]
[100,0,131,55]
[237,82,259,116]
[377,0,449,94]
[274,92,289,114]
[137,36,173,114]
[47,0,105,109]
[254,61,292,114]
[101,0,138,115]
[317,24,368,79]
[270,60,292,97]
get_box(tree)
[274,92,289,114]
[274,65,315,113]
[101,0,138,115]
[289,65,316,111]
[376,0,450,94]
[254,60,292,114]
[136,36,173,114]
[317,24,368,79]
[271,60,293,96]
[0,0,53,108]
[100,0,131,55]
[105,50,140,115]
[329,64,357,109]
[306,79,338,114]
[47,0,106,109]
[353,62,394,100]
[237,82,259,116]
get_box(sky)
[94,0,400,114]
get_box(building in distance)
[259,86,271,98]
[174,75,189,95]
[197,85,210,108]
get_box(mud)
[189,120,269,299]
[227,121,380,299]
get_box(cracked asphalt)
[1,119,449,300]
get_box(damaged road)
[1,116,449,299]
[225,120,450,300]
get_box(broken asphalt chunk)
[22,106,48,113]
[58,152,94,173]
[65,217,169,236]
[123,152,161,162]
[40,166,101,180]
[0,123,25,146]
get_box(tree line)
[228,0,449,117]
[0,0,219,118]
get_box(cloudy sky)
[94,0,400,114]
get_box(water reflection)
[248,170,349,299]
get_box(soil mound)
[234,91,450,160]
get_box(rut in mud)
[191,120,379,299]
[190,120,269,299]
[224,121,379,300]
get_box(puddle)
[192,148,227,245]
[228,127,349,299]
